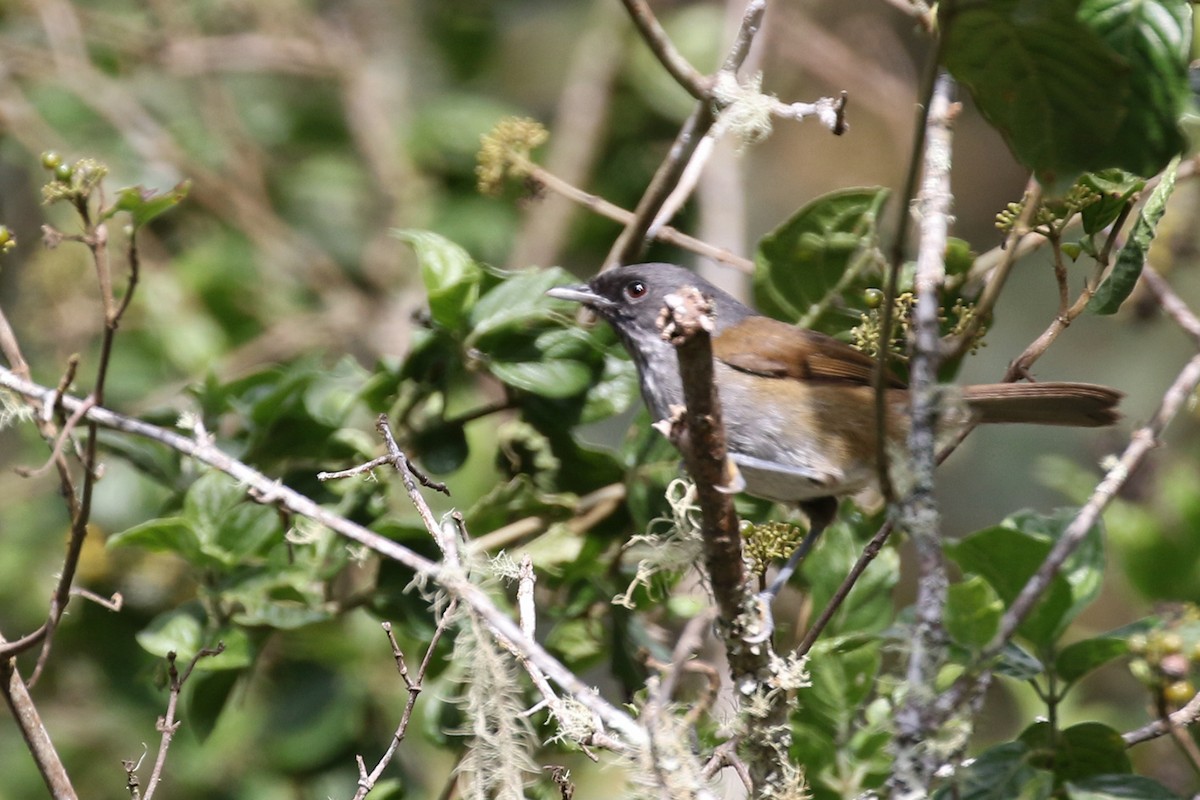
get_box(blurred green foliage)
[0,0,1198,799]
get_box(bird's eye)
[625,280,647,300]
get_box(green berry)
[0,226,10,246]
[41,151,62,170]
[1164,680,1195,706]
[863,288,884,309]
[54,163,73,182]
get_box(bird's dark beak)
[546,284,614,310]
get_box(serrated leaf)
[1088,156,1179,314]
[393,229,482,329]
[1077,0,1192,178]
[943,0,1191,187]
[754,187,890,329]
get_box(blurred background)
[1,0,1199,797]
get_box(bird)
[547,263,1122,597]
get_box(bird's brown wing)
[714,316,905,388]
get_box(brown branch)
[0,634,78,799]
[657,285,792,796]
[521,159,754,273]
[1124,689,1200,747]
[620,0,711,100]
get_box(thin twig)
[520,159,754,272]
[620,0,711,100]
[140,644,225,800]
[352,606,458,799]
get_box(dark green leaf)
[753,187,889,329]
[932,741,1054,800]
[185,669,240,743]
[411,421,469,474]
[1088,157,1179,314]
[1021,721,1131,782]
[1065,774,1183,799]
[393,229,482,329]
[1056,618,1157,683]
[1077,0,1192,178]
[942,0,1190,186]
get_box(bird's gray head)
[546,263,755,417]
[546,263,753,355]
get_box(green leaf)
[136,604,206,660]
[107,516,199,559]
[946,509,1104,647]
[1079,170,1146,235]
[411,421,469,475]
[183,471,280,566]
[185,669,240,743]
[393,229,482,329]
[487,357,592,398]
[109,180,191,227]
[468,266,575,346]
[932,741,1054,800]
[1066,774,1183,799]
[942,0,1191,187]
[946,575,1003,649]
[1056,618,1156,683]
[1077,0,1192,178]
[1021,721,1131,782]
[579,351,639,423]
[1088,156,1179,314]
[754,187,890,329]
[995,641,1045,681]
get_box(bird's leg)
[745,497,839,643]
[762,496,838,600]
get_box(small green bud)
[40,151,62,170]
[863,288,884,309]
[54,162,73,182]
